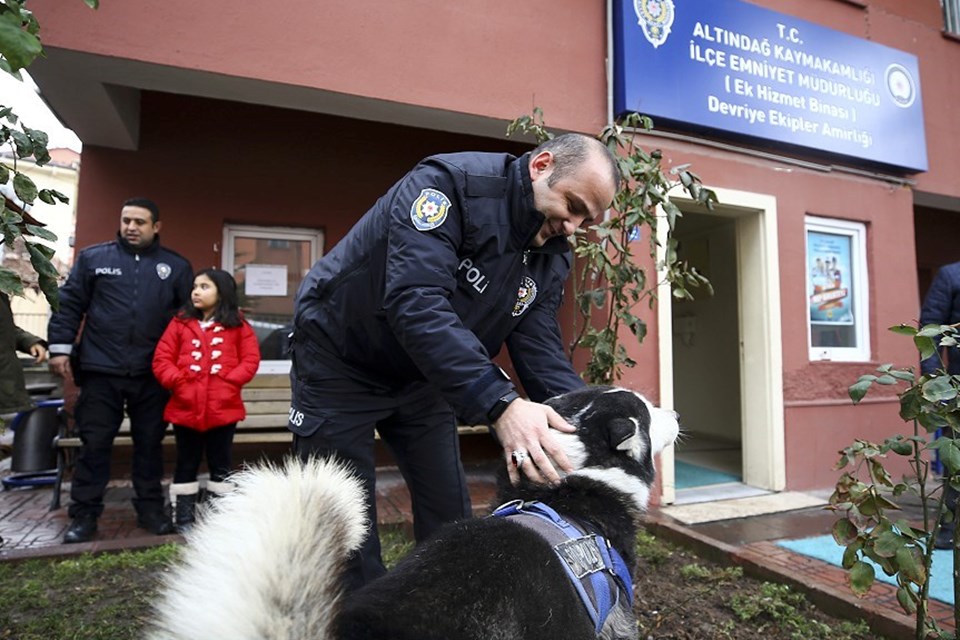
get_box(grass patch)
[0,544,180,640]
[727,582,872,640]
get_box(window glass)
[805,217,869,361]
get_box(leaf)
[84,0,100,9]
[921,376,956,403]
[25,241,59,311]
[914,335,938,362]
[894,546,926,585]
[0,265,24,296]
[848,560,875,597]
[872,531,903,558]
[0,9,42,72]
[831,518,858,545]
[848,377,874,403]
[24,223,56,241]
[896,586,917,614]
[11,170,36,204]
[889,324,917,336]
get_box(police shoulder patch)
[156,262,172,280]
[410,188,452,231]
[512,276,538,317]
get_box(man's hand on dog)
[494,399,575,485]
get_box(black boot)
[136,504,175,536]
[63,513,98,544]
[170,482,199,533]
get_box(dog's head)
[546,386,679,510]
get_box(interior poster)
[807,231,853,324]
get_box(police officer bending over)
[290,133,619,589]
[48,198,192,543]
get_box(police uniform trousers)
[68,372,170,519]
[290,342,472,592]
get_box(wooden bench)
[50,374,489,510]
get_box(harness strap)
[491,500,633,634]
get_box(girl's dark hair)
[180,268,243,327]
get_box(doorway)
[657,188,785,504]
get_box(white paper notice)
[245,264,288,296]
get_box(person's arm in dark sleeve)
[919,268,953,376]
[47,250,92,357]
[380,160,513,425]
[506,282,585,402]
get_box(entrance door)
[222,225,324,374]
[657,188,785,504]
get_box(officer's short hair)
[533,133,620,192]
[123,197,160,222]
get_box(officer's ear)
[529,151,554,182]
[153,220,163,233]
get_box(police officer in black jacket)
[290,133,619,588]
[48,198,193,543]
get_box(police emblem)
[156,262,172,280]
[410,188,452,231]
[885,63,916,109]
[512,276,538,317]
[633,0,675,49]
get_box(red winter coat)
[152,316,261,431]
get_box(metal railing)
[945,0,960,35]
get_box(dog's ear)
[609,418,647,459]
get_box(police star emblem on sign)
[633,0,675,49]
[410,188,452,231]
[512,276,538,317]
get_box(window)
[805,216,870,362]
[945,0,960,35]
[222,224,324,374]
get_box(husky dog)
[149,385,679,640]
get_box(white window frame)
[222,224,324,374]
[805,216,870,362]
[945,0,960,35]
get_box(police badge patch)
[156,262,172,280]
[633,0,674,49]
[410,188,452,231]
[512,276,538,317]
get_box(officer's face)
[119,206,161,248]
[529,150,615,248]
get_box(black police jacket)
[48,234,193,377]
[293,151,585,426]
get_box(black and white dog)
[148,385,679,640]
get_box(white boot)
[202,479,235,514]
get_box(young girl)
[152,268,261,531]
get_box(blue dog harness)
[490,500,633,634]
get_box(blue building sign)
[613,0,928,172]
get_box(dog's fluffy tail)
[148,456,367,640]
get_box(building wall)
[32,0,958,490]
[73,93,532,264]
[31,0,610,135]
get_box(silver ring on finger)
[511,449,528,467]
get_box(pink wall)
[31,0,610,135]
[74,93,532,265]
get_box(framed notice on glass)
[807,231,853,325]
[805,216,869,361]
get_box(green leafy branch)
[831,323,960,639]
[508,109,716,384]
[0,0,98,308]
